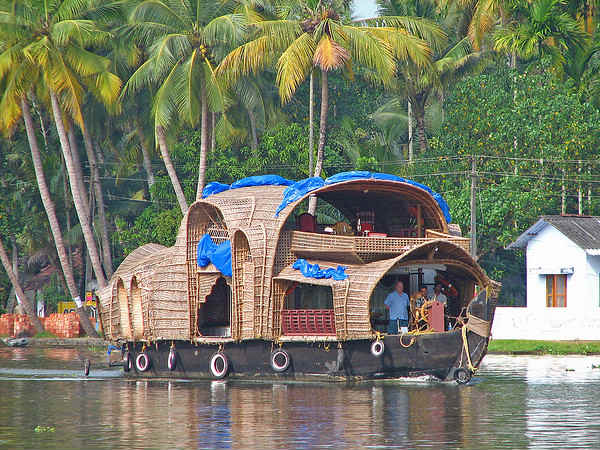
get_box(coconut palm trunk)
[50,91,107,292]
[308,70,315,176]
[412,95,428,153]
[66,121,91,220]
[81,121,113,278]
[156,125,188,213]
[5,238,19,313]
[407,100,414,161]
[248,109,258,150]
[136,123,155,193]
[211,112,216,152]
[196,85,209,201]
[0,237,43,333]
[22,98,99,337]
[308,69,329,215]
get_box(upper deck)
[290,229,471,264]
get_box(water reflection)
[1,349,600,450]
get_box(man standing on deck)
[384,281,410,334]
[432,284,448,306]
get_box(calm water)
[1,347,599,450]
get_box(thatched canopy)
[282,179,449,233]
[273,240,490,340]
[98,179,492,343]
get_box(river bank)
[488,339,600,355]
[1,337,107,349]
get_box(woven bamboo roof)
[275,239,490,290]
[198,178,449,232]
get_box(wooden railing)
[281,309,336,336]
[290,230,471,263]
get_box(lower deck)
[120,329,489,382]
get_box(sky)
[351,0,379,20]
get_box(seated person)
[384,281,410,334]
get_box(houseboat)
[98,172,500,383]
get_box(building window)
[546,274,567,307]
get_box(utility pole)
[470,156,477,259]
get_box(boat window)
[285,283,333,310]
[281,283,336,336]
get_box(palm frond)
[364,15,446,51]
[313,35,349,71]
[276,32,316,103]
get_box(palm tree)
[220,0,437,212]
[494,0,588,68]
[0,81,100,336]
[0,237,44,333]
[0,0,122,335]
[121,0,252,205]
[377,0,484,153]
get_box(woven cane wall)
[117,279,132,340]
[231,231,252,340]
[130,278,144,340]
[147,244,189,340]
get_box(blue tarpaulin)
[202,182,230,198]
[202,174,293,198]
[274,171,452,223]
[196,234,232,277]
[292,259,348,281]
[274,177,325,216]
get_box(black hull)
[121,330,489,382]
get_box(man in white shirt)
[433,284,447,306]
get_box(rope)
[399,334,416,348]
[461,325,477,373]
[466,313,491,338]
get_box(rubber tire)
[123,351,133,372]
[136,352,151,372]
[209,352,229,379]
[454,368,472,385]
[168,350,177,371]
[370,340,385,357]
[270,349,291,372]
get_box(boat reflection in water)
[93,375,532,449]
[2,350,600,449]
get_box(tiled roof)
[508,215,600,253]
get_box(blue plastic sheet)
[275,177,325,216]
[230,174,293,189]
[324,171,372,184]
[202,175,293,199]
[292,259,348,281]
[275,171,452,223]
[202,182,230,198]
[196,234,232,277]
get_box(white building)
[492,215,600,340]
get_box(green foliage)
[488,339,600,355]
[116,207,183,257]
[425,62,600,257]
[34,331,57,338]
[39,276,70,314]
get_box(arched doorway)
[186,202,228,338]
[198,277,232,337]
